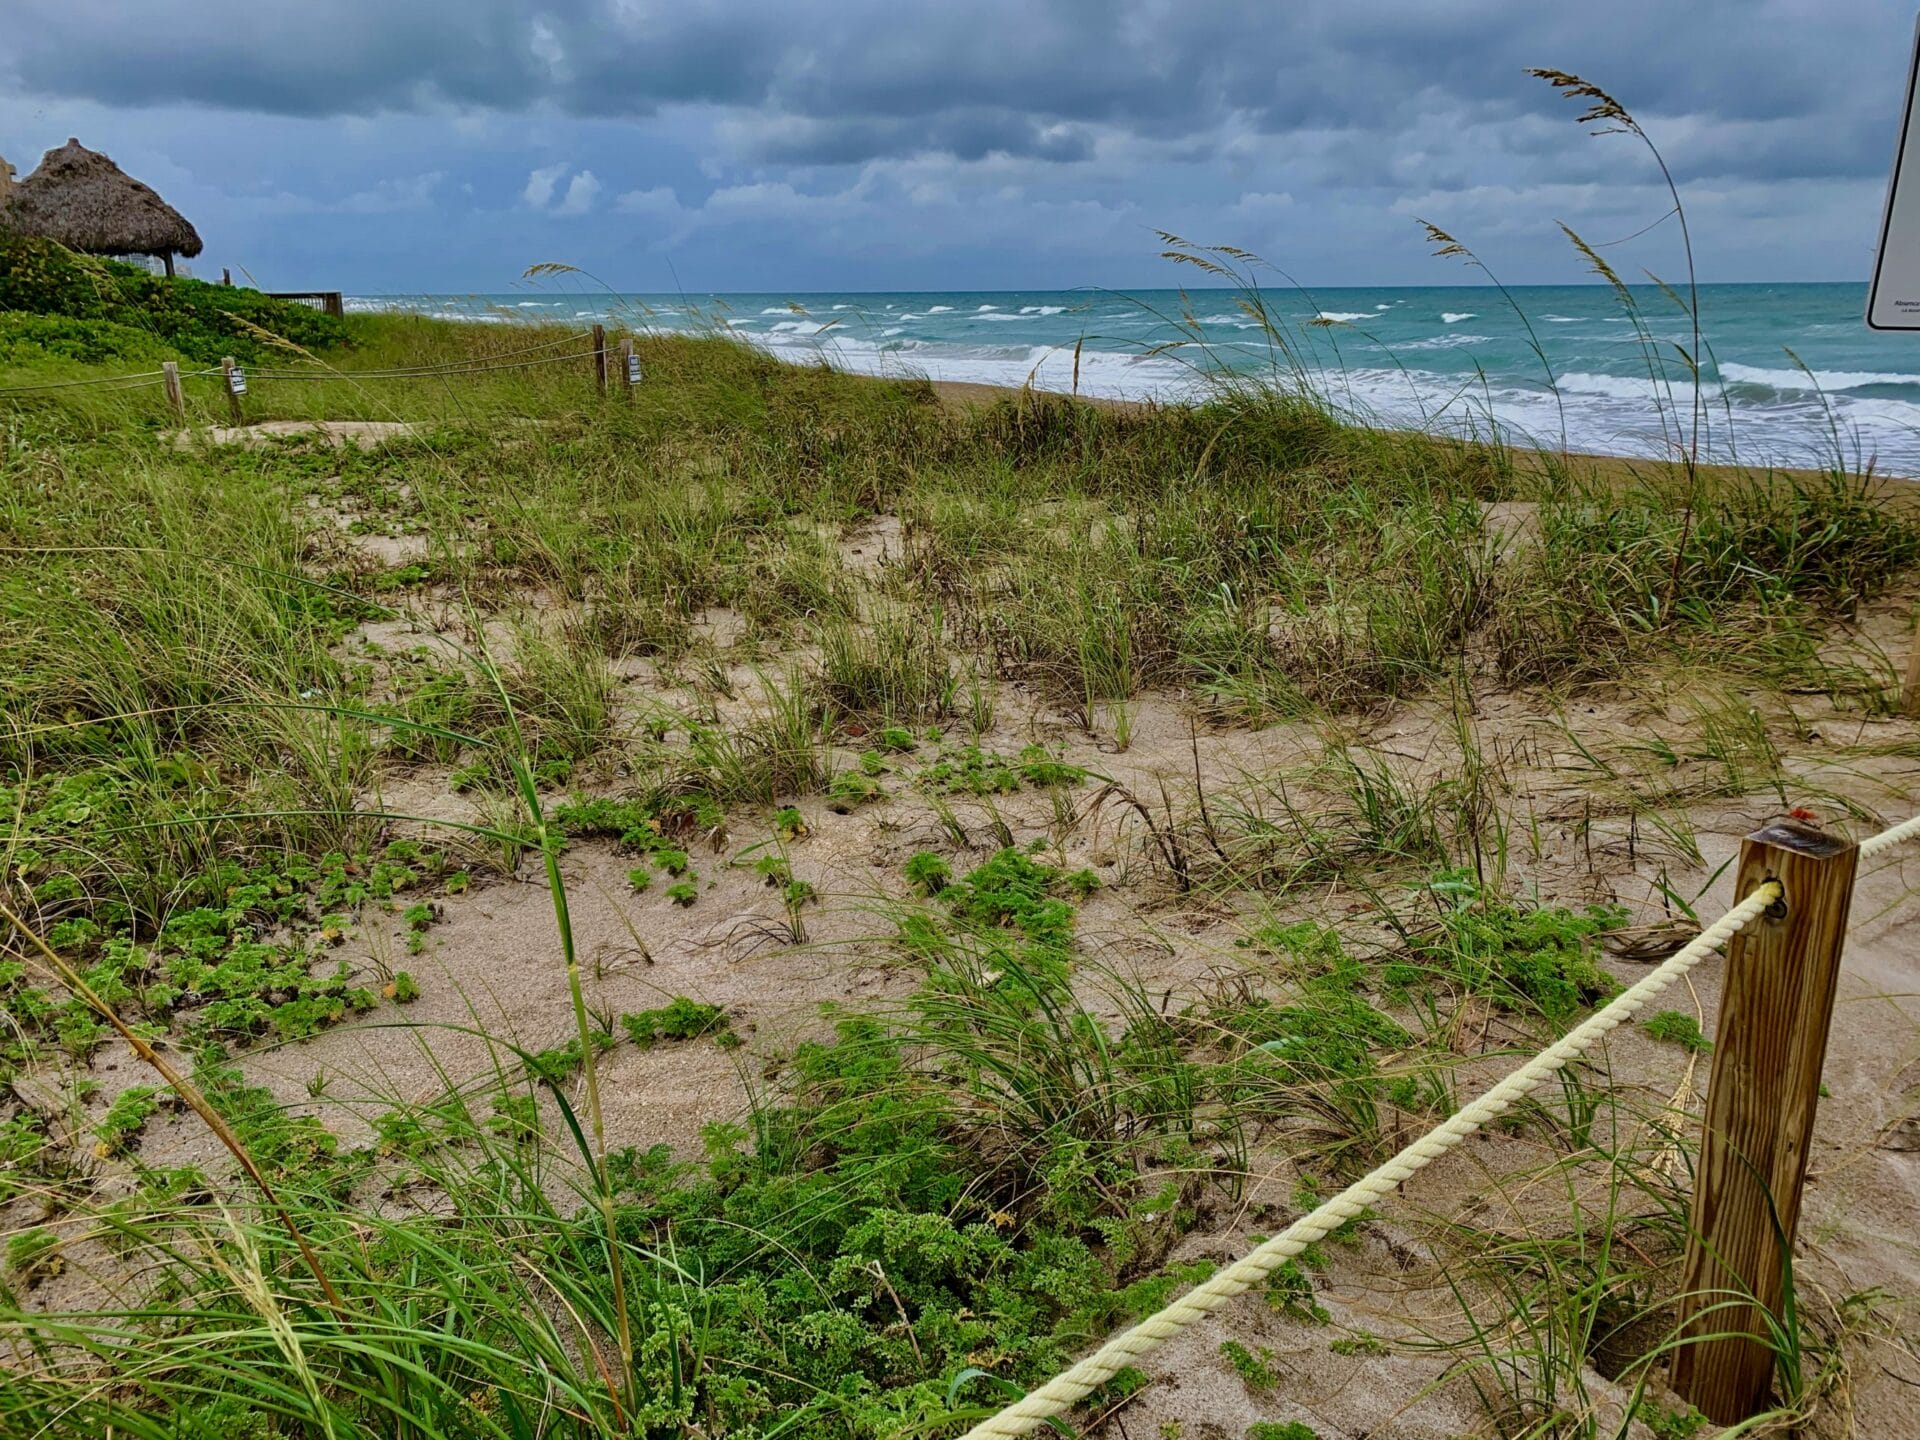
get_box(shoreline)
[336,286,1920,479]
[919,376,1917,501]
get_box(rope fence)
[962,811,1920,1437]
[0,368,203,394]
[249,349,595,381]
[249,329,596,378]
[0,328,618,401]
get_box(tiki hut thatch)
[3,139,202,277]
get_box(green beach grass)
[4,217,1920,1439]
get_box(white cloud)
[1233,190,1295,213]
[522,161,569,209]
[614,184,682,218]
[556,168,601,216]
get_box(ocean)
[348,282,1920,476]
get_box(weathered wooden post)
[618,337,639,401]
[220,356,245,426]
[592,324,608,396]
[1671,819,1858,1423]
[161,361,185,421]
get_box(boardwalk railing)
[265,290,346,318]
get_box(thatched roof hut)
[3,139,202,277]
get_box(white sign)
[227,366,248,395]
[626,353,643,384]
[1869,15,1920,328]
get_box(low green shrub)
[0,231,349,364]
[0,311,176,366]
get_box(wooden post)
[161,361,185,421]
[592,324,608,396]
[1902,606,1920,718]
[220,356,244,426]
[1671,819,1858,1423]
[618,337,637,401]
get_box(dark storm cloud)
[4,0,1909,291]
[4,0,1908,177]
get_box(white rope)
[0,370,166,394]
[962,881,1786,1437]
[247,350,597,382]
[1860,809,1920,858]
[249,331,596,379]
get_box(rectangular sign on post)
[1869,14,1920,327]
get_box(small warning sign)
[1869,16,1920,328]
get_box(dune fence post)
[1670,819,1858,1424]
[220,356,244,426]
[161,361,185,421]
[619,337,638,402]
[592,324,608,396]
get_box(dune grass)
[2,277,1919,1440]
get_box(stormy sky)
[2,1,1911,292]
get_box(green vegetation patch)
[0,232,349,364]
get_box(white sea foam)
[1555,371,1677,401]
[1316,311,1367,323]
[759,306,792,315]
[977,304,1000,312]
[745,325,1197,401]
[1719,362,1920,392]
[1441,311,1476,324]
[1544,315,1581,323]
[1020,305,1067,315]
[927,305,955,313]
[1399,334,1493,351]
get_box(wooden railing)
[266,291,345,319]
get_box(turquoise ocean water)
[350,283,1920,475]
